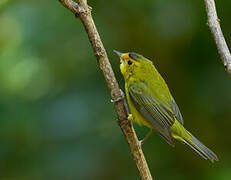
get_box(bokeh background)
[0,0,231,179]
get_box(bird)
[113,50,218,162]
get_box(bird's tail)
[172,121,218,162]
[180,131,218,162]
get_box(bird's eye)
[128,60,133,65]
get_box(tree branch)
[58,0,153,179]
[204,0,231,76]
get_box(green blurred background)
[0,0,231,179]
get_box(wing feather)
[128,82,175,146]
[171,97,184,125]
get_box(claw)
[137,129,153,147]
[111,89,125,103]
[138,140,142,148]
[111,98,123,103]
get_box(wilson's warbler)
[114,50,218,162]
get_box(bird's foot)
[111,89,125,103]
[137,129,153,148]
[137,140,143,148]
[128,114,133,121]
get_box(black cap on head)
[129,52,143,61]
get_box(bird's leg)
[138,129,153,148]
[127,114,153,148]
[111,89,130,113]
[111,89,125,103]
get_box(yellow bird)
[114,50,218,162]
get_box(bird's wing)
[128,82,175,146]
[171,96,184,125]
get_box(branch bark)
[58,0,153,179]
[204,0,231,76]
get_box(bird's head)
[113,50,152,80]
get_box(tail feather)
[182,133,218,163]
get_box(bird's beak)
[113,50,124,59]
[113,50,130,63]
[113,50,125,64]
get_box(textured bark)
[204,0,231,76]
[58,0,153,179]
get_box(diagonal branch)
[58,0,153,179]
[204,0,231,76]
